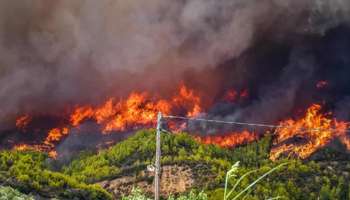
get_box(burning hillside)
[7,85,350,160]
[270,104,350,160]
[9,84,258,158]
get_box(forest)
[0,129,349,199]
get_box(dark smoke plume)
[0,0,349,133]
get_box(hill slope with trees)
[0,129,349,199]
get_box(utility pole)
[154,112,162,200]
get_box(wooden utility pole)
[154,112,162,200]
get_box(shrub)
[122,188,208,200]
[0,186,34,200]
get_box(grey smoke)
[335,97,350,120]
[236,46,316,123]
[0,0,349,127]
[196,46,317,134]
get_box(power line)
[163,115,350,133]
[164,115,282,128]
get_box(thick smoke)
[0,0,349,130]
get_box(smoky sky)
[0,0,350,127]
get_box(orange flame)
[48,150,58,159]
[14,144,32,151]
[69,84,201,134]
[196,130,258,148]
[44,127,69,146]
[14,144,46,152]
[13,84,203,158]
[270,104,349,160]
[14,85,348,161]
[14,144,58,159]
[173,84,202,117]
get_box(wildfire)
[270,104,350,160]
[12,84,349,161]
[44,127,69,146]
[69,84,201,133]
[14,144,33,151]
[196,130,258,148]
[15,115,32,130]
[13,144,47,152]
[13,84,204,157]
[14,144,58,159]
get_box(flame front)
[13,85,349,161]
[14,84,207,157]
[44,127,69,147]
[270,104,350,160]
[196,130,258,148]
[69,84,201,133]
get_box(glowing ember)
[224,90,238,102]
[240,89,249,98]
[196,130,258,148]
[223,89,249,102]
[270,104,350,161]
[316,80,328,89]
[15,115,32,130]
[14,144,46,152]
[14,144,32,151]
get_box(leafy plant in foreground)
[122,188,208,200]
[224,162,288,200]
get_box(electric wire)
[163,114,350,133]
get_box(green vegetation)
[0,186,34,200]
[64,129,234,186]
[122,188,208,200]
[0,151,111,199]
[64,129,350,199]
[0,129,349,199]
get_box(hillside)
[0,130,350,199]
